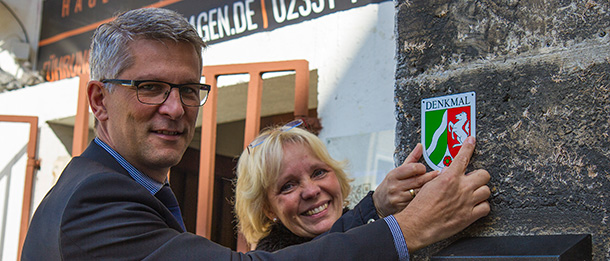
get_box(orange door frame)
[72,74,91,156]
[199,60,309,252]
[0,115,40,260]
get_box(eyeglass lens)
[136,81,208,106]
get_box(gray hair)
[89,8,206,84]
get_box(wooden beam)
[72,74,90,156]
[0,115,40,261]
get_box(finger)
[407,188,419,200]
[446,136,476,175]
[394,171,439,201]
[403,143,423,164]
[395,187,420,202]
[471,185,491,204]
[471,201,491,220]
[402,170,438,188]
[393,162,427,180]
[465,169,490,188]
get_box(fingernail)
[466,136,476,144]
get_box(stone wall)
[394,0,609,259]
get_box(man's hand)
[373,144,438,217]
[395,136,491,252]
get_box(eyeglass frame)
[101,79,211,107]
[246,119,304,154]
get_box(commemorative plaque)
[421,92,476,170]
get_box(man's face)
[101,39,201,181]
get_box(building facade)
[0,0,397,259]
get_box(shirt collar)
[94,137,165,195]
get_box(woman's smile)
[266,142,344,238]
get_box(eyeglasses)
[101,79,211,107]
[247,119,303,154]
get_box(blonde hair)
[234,125,352,245]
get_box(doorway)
[170,109,317,250]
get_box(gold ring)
[409,189,416,198]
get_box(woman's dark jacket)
[256,191,380,252]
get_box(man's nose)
[159,88,185,119]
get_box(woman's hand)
[372,144,438,217]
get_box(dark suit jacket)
[257,191,382,251]
[328,191,380,234]
[22,142,400,260]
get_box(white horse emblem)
[448,111,469,148]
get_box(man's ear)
[88,80,109,122]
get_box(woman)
[234,119,436,251]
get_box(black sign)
[38,0,388,82]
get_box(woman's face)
[265,142,344,238]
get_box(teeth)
[304,203,328,216]
[157,131,178,135]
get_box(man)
[22,7,490,260]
